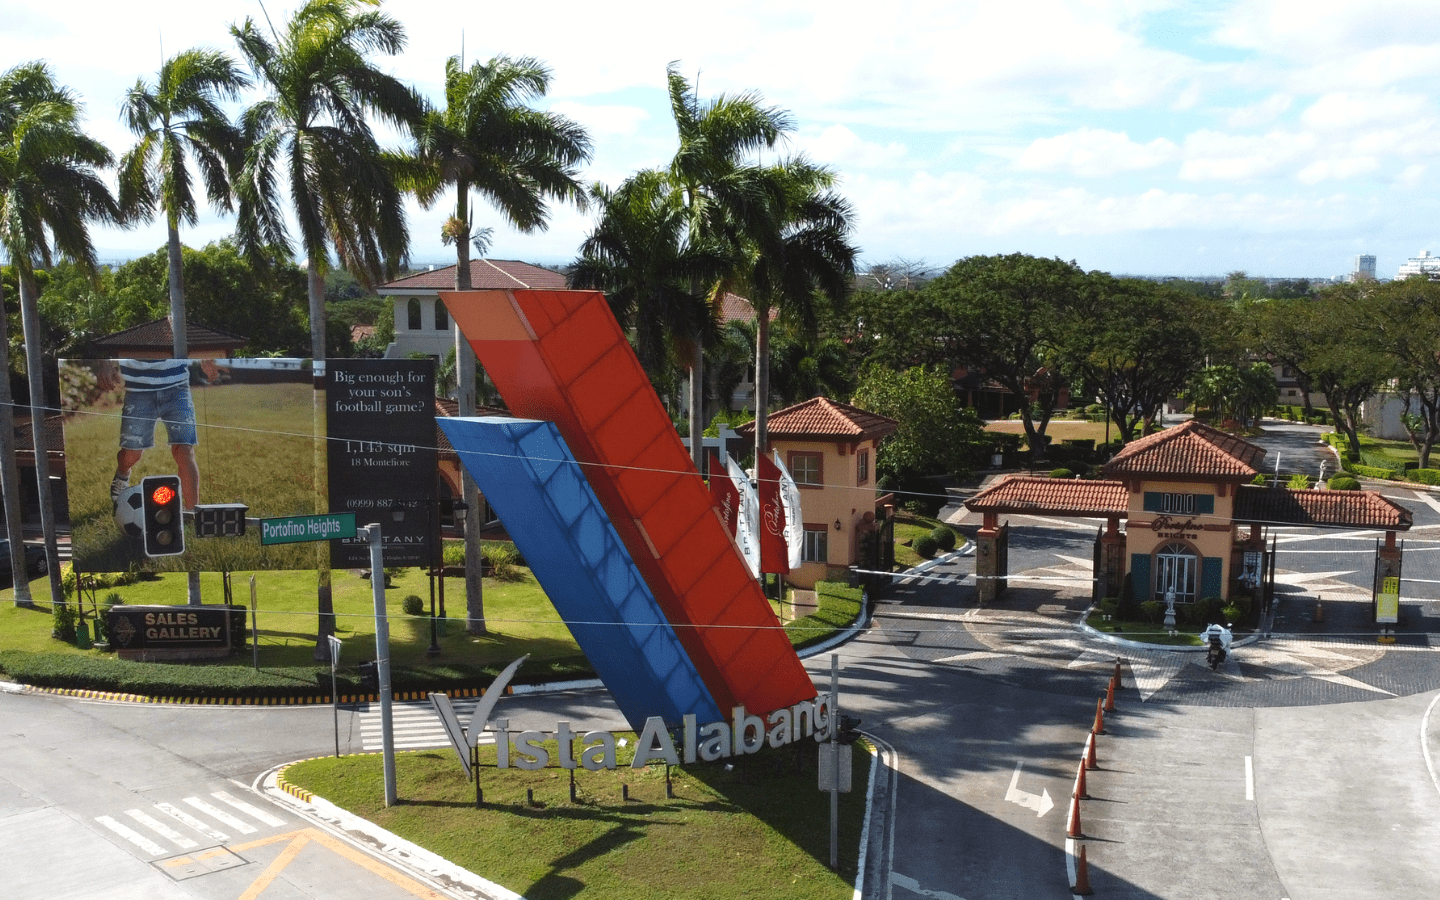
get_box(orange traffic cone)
[1066,794,1083,838]
[1073,758,1089,799]
[1091,697,1107,735]
[1074,843,1095,895]
[1111,659,1123,689]
[1085,732,1098,770]
[1104,675,1116,713]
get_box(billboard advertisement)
[325,358,436,568]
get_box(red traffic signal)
[141,474,185,557]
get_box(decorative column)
[976,512,1001,603]
[1100,516,1125,599]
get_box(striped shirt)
[120,359,190,391]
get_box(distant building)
[1396,250,1440,280]
[1351,254,1377,282]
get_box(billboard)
[325,359,436,568]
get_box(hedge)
[1410,468,1440,486]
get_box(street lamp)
[425,495,468,657]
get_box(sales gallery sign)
[106,604,244,654]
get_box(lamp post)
[425,492,467,657]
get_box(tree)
[734,161,858,464]
[1251,288,1394,456]
[1067,275,1208,442]
[573,170,721,408]
[1355,276,1440,467]
[404,52,591,635]
[912,253,1086,449]
[664,63,793,472]
[232,0,421,657]
[117,48,247,359]
[0,62,123,604]
[850,365,985,506]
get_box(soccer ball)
[114,485,144,538]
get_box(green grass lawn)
[283,737,871,900]
[1083,610,1204,646]
[892,512,964,569]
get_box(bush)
[1287,473,1310,489]
[51,602,76,643]
[930,526,957,552]
[1328,474,1360,490]
[913,534,939,559]
[1049,468,1075,479]
[401,594,425,616]
[1251,473,1267,485]
[1139,600,1162,623]
[481,542,522,580]
[1359,450,1405,472]
[1408,468,1440,485]
[102,591,124,608]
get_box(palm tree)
[0,62,123,604]
[664,63,793,471]
[733,162,857,463]
[118,48,248,359]
[404,53,591,635]
[232,0,421,657]
[573,169,723,403]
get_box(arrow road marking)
[1004,761,1054,817]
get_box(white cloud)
[800,125,907,171]
[1178,129,1315,181]
[1295,157,1380,185]
[1226,93,1292,128]
[1013,128,1178,177]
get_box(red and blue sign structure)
[439,289,817,730]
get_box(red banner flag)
[756,453,790,574]
[708,452,739,537]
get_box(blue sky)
[6,0,1440,280]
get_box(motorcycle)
[1206,636,1226,670]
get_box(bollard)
[1103,676,1116,713]
[1066,794,1083,838]
[1073,843,1095,895]
[569,769,577,803]
[526,788,534,806]
[1073,758,1089,800]
[1091,697,1106,735]
[1085,732,1098,770]
[622,784,629,802]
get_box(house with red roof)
[966,420,1410,611]
[375,261,566,362]
[737,397,898,589]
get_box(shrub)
[1287,473,1310,489]
[1328,474,1360,490]
[1139,600,1162,623]
[1410,468,1440,486]
[1227,595,1251,623]
[1222,604,1242,624]
[1049,468,1074,479]
[401,594,425,616]
[481,542,523,580]
[442,541,465,567]
[1098,598,1119,618]
[931,526,957,552]
[914,534,939,559]
[102,591,124,608]
[1251,473,1267,485]
[1359,450,1405,472]
[51,602,76,643]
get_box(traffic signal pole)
[359,522,397,807]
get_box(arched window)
[407,298,422,330]
[435,301,448,330]
[1154,542,1197,602]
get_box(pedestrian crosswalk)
[358,697,497,751]
[95,789,289,858]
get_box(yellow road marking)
[230,827,445,899]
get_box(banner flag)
[774,452,804,570]
[757,453,790,574]
[726,454,761,578]
[708,452,739,537]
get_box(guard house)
[737,397,898,589]
[965,420,1412,610]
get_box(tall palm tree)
[664,63,793,471]
[405,53,591,636]
[232,0,420,657]
[0,62,122,604]
[734,161,857,463]
[118,48,248,359]
[573,169,723,400]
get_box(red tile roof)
[378,260,566,292]
[1101,420,1265,479]
[735,397,897,440]
[964,475,1129,517]
[717,293,775,323]
[88,318,248,353]
[1234,486,1412,530]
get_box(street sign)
[259,513,357,545]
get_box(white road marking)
[124,808,196,849]
[183,796,256,834]
[890,872,969,899]
[1246,756,1254,801]
[95,815,167,856]
[155,801,229,842]
[212,791,286,827]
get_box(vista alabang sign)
[489,697,837,771]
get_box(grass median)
[283,736,872,900]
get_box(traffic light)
[141,475,185,557]
[195,503,248,537]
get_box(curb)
[19,683,518,707]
